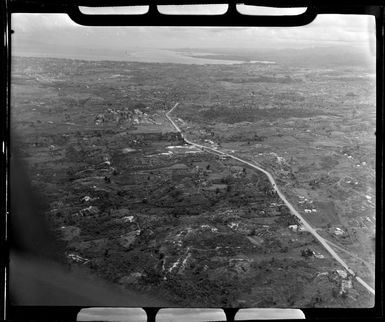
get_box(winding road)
[166,102,375,296]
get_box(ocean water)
[14,48,275,65]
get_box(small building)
[336,269,348,279]
[334,227,345,236]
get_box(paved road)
[324,238,375,276]
[166,102,375,296]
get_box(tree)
[301,248,313,259]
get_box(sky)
[11,5,376,59]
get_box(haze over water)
[15,48,277,65]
